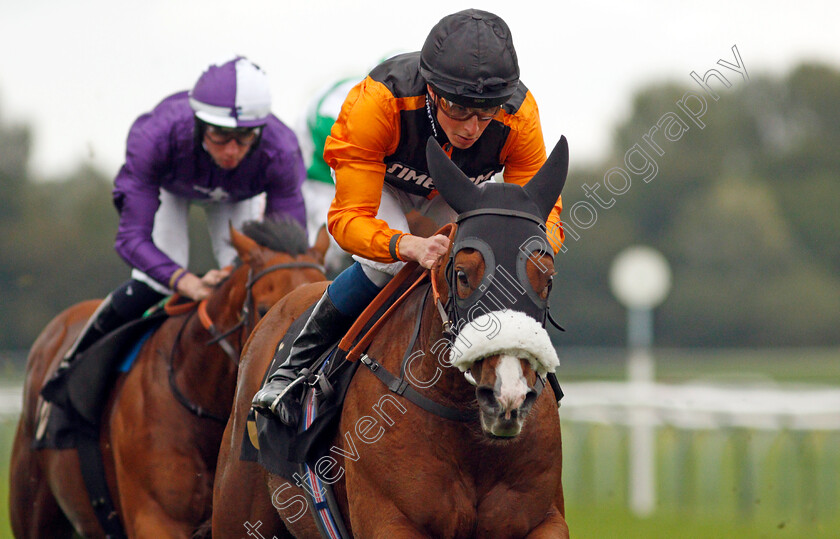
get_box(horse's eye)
[541,275,555,299]
[456,270,470,288]
[257,306,269,318]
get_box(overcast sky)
[1,0,838,179]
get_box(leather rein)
[164,261,325,422]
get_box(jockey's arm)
[261,129,309,231]
[324,78,411,264]
[113,112,194,292]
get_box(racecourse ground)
[2,348,839,538]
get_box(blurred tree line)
[553,62,840,347]
[0,102,215,349]
[1,62,839,350]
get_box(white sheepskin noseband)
[448,310,559,376]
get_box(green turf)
[1,418,17,538]
[561,422,840,538]
[565,503,840,539]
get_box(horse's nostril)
[522,389,538,411]
[476,386,497,410]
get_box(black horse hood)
[426,136,569,327]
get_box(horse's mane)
[239,216,309,256]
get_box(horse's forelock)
[239,217,309,256]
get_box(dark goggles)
[204,125,261,146]
[436,96,501,122]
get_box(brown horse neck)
[170,267,249,412]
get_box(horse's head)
[212,218,328,337]
[427,136,568,438]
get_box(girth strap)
[76,433,127,539]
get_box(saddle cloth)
[241,303,359,481]
[33,311,166,450]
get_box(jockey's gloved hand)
[202,268,231,287]
[399,234,450,269]
[176,269,229,301]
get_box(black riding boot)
[50,279,164,373]
[252,291,353,425]
[63,278,165,361]
[42,279,164,408]
[62,294,126,364]
[41,293,128,402]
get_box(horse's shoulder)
[273,281,330,319]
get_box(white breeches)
[131,189,265,294]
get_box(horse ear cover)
[425,137,479,214]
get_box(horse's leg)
[9,422,75,538]
[109,385,210,539]
[10,303,102,538]
[105,337,216,539]
[213,338,293,538]
[213,420,289,538]
[347,498,429,539]
[216,466,291,538]
[112,458,207,539]
[522,423,569,538]
[343,471,432,539]
[525,414,569,538]
[111,428,200,538]
[122,494,194,539]
[214,284,328,539]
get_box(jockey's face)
[428,86,494,150]
[202,125,259,169]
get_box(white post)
[609,247,671,518]
[627,307,656,516]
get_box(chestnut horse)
[213,137,570,538]
[9,219,329,538]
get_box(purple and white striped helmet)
[189,56,271,128]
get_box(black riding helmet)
[419,9,520,108]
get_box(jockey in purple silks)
[58,55,307,367]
